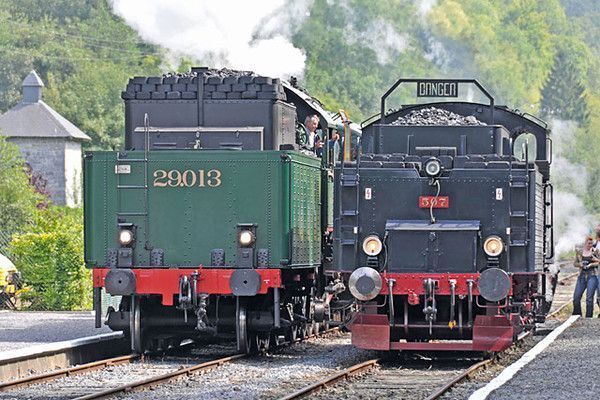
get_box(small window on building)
[513,133,536,162]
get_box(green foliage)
[0,136,42,250]
[541,51,589,124]
[293,0,438,121]
[8,206,91,310]
[0,0,163,149]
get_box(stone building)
[0,70,91,207]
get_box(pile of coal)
[391,107,486,126]
[122,67,285,101]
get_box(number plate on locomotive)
[419,196,449,208]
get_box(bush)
[9,206,91,310]
[0,136,42,251]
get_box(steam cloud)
[110,0,311,78]
[549,118,594,256]
[345,20,411,65]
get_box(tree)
[541,51,589,124]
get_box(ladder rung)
[342,210,359,216]
[509,240,527,247]
[510,181,527,188]
[116,158,147,162]
[117,212,148,216]
[341,239,356,246]
[341,174,359,185]
[510,211,527,217]
[117,185,147,189]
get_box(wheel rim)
[130,296,143,353]
[236,299,251,354]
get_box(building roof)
[0,71,91,142]
[22,70,44,87]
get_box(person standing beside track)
[595,228,600,317]
[572,235,599,318]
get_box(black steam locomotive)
[329,79,554,352]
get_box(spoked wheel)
[130,295,144,354]
[236,298,258,354]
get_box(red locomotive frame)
[350,271,541,352]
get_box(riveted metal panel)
[84,150,320,269]
[289,154,322,267]
[332,166,537,273]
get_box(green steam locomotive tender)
[85,68,355,353]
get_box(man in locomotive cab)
[303,114,324,156]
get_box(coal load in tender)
[390,107,486,126]
[122,67,285,101]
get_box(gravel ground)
[311,358,474,400]
[116,331,374,400]
[487,318,600,400]
[0,311,112,352]
[441,268,591,400]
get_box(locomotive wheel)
[130,295,144,353]
[236,299,258,354]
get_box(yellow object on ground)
[0,253,20,309]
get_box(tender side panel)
[289,154,322,267]
[85,150,319,268]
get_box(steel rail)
[424,359,492,400]
[0,354,139,391]
[74,353,246,400]
[425,272,578,400]
[278,358,381,400]
[282,270,576,400]
[74,327,341,400]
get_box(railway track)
[75,353,245,400]
[0,327,341,399]
[0,269,577,399]
[0,332,128,383]
[280,270,579,400]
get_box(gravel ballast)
[117,332,374,400]
[0,311,111,352]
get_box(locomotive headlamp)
[362,235,383,256]
[424,158,442,177]
[349,267,383,301]
[483,236,504,257]
[239,230,255,247]
[118,229,134,246]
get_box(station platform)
[473,317,600,400]
[0,310,112,352]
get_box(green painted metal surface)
[84,150,322,269]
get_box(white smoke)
[110,0,310,78]
[549,118,594,256]
[417,0,438,18]
[345,20,411,65]
[414,0,452,72]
